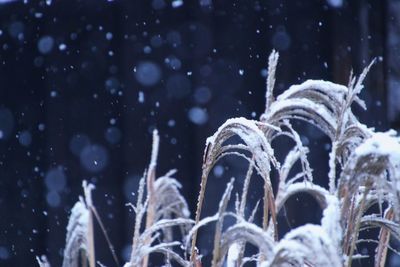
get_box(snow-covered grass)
[37,51,400,267]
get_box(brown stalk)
[263,181,277,239]
[374,207,394,267]
[191,143,212,262]
[91,206,120,266]
[142,129,160,267]
[81,252,87,267]
[259,181,277,263]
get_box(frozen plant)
[38,51,400,267]
[191,50,400,267]
[38,130,193,267]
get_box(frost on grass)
[62,200,90,267]
[38,51,400,267]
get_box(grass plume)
[38,51,400,267]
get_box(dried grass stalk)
[61,181,94,267]
[38,51,400,267]
[142,129,160,267]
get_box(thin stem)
[240,158,254,217]
[91,206,120,266]
[191,142,212,263]
[347,187,369,267]
[83,181,95,267]
[143,129,160,267]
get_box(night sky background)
[0,0,399,266]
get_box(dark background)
[0,0,399,266]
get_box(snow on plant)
[37,51,400,267]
